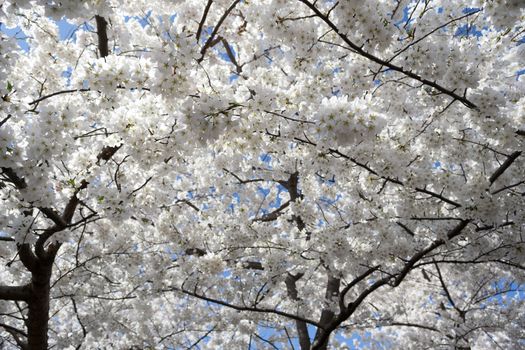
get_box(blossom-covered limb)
[297,0,478,109]
[312,220,470,349]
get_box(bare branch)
[254,332,280,350]
[489,151,522,185]
[264,110,316,124]
[186,326,216,350]
[128,176,153,197]
[0,285,31,301]
[0,114,12,128]
[396,222,415,237]
[196,0,214,41]
[222,168,266,184]
[198,0,241,62]
[221,37,242,73]
[95,15,109,57]
[339,266,380,304]
[491,181,524,195]
[28,88,90,106]
[434,262,462,315]
[176,199,200,212]
[414,187,461,208]
[253,200,291,222]
[171,286,323,328]
[386,321,441,333]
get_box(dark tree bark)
[285,273,311,350]
[313,275,341,350]
[95,15,109,58]
[26,263,53,350]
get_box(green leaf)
[6,81,13,93]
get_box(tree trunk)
[27,263,53,350]
[312,275,340,350]
[285,273,311,350]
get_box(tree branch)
[297,0,478,109]
[128,176,153,197]
[18,243,38,272]
[171,286,323,328]
[339,266,380,306]
[95,15,109,58]
[489,151,521,185]
[434,262,462,315]
[0,323,28,350]
[311,219,470,349]
[285,273,311,350]
[396,222,415,237]
[415,187,461,208]
[329,149,461,207]
[386,321,441,333]
[0,285,31,301]
[198,0,241,62]
[313,274,340,349]
[196,0,214,41]
[223,168,266,184]
[28,88,90,106]
[0,114,12,128]
[34,181,87,260]
[253,200,291,222]
[388,9,482,63]
[221,37,242,73]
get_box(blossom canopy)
[0,0,524,349]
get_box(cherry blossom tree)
[1,0,524,349]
